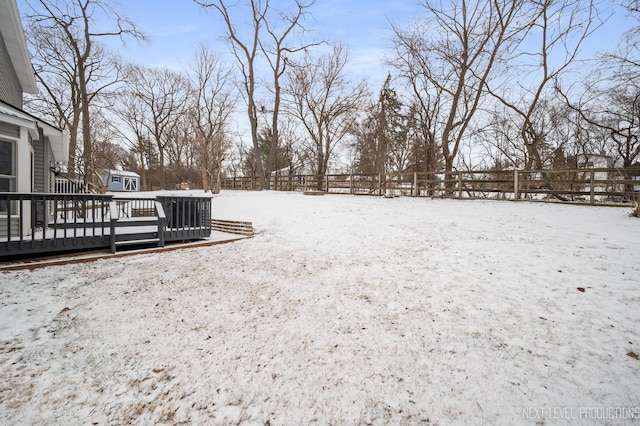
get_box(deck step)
[114,238,160,247]
[115,217,158,225]
[114,225,159,235]
[113,216,160,252]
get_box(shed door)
[123,177,137,191]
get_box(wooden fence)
[221,167,640,206]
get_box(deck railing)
[156,195,212,242]
[0,192,212,258]
[54,177,89,194]
[0,193,112,256]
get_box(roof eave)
[0,0,38,94]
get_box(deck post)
[109,201,117,253]
[590,169,595,205]
[155,201,166,248]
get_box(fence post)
[590,169,595,205]
[378,173,382,195]
[413,172,418,197]
[514,170,519,200]
[349,174,353,194]
[458,172,462,199]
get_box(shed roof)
[110,170,140,178]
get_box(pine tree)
[354,75,408,173]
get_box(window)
[0,139,15,192]
[0,139,15,214]
[111,175,121,183]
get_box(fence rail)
[222,167,640,206]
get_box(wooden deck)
[0,231,248,271]
[0,192,213,259]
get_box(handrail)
[155,201,166,248]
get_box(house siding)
[0,31,23,108]
[46,139,54,193]
[0,121,20,139]
[33,129,45,192]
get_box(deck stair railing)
[109,197,164,253]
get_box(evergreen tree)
[354,75,408,173]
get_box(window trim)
[0,138,16,192]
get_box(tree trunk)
[249,109,267,190]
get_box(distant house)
[0,0,68,197]
[103,170,140,192]
[577,153,614,169]
[577,153,614,181]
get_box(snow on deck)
[1,190,639,424]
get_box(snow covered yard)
[1,190,639,425]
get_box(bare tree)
[560,85,640,168]
[619,0,640,216]
[223,141,246,181]
[125,65,191,189]
[194,0,268,189]
[488,0,605,171]
[23,0,145,180]
[406,96,442,195]
[553,0,639,207]
[165,113,193,177]
[279,120,309,187]
[195,0,319,190]
[188,45,236,193]
[391,0,522,189]
[259,0,319,189]
[90,109,131,173]
[112,84,158,191]
[286,44,368,190]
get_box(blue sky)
[14,0,636,159]
[16,0,637,92]
[97,0,424,89]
